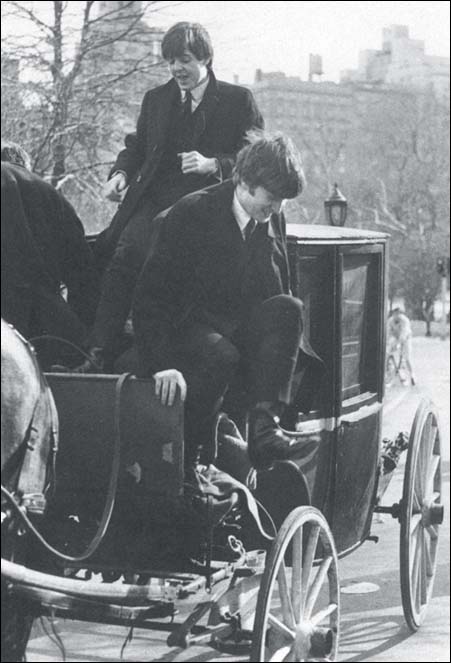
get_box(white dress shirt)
[232,191,278,239]
[232,191,255,239]
[180,75,210,112]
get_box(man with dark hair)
[1,161,98,365]
[132,132,318,470]
[1,141,32,170]
[85,21,263,370]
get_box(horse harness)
[2,326,132,563]
[2,328,59,517]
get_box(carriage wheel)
[251,506,340,662]
[400,399,443,632]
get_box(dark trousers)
[118,295,304,463]
[92,176,199,359]
[92,196,165,360]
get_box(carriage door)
[332,244,385,554]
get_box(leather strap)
[2,372,133,563]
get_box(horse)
[1,318,58,663]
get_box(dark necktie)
[183,90,193,120]
[244,218,256,242]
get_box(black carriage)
[1,224,444,662]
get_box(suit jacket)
[133,180,293,375]
[1,163,98,341]
[95,72,263,259]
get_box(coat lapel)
[154,79,181,147]
[252,214,289,297]
[191,73,220,145]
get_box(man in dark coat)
[1,160,98,363]
[86,22,264,369]
[132,132,320,470]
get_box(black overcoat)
[96,72,263,257]
[133,181,319,378]
[1,163,98,342]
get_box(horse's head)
[1,319,58,511]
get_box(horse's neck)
[1,321,44,473]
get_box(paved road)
[26,336,450,662]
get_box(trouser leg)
[402,338,415,382]
[92,198,163,364]
[164,324,241,465]
[240,294,304,406]
[238,295,305,470]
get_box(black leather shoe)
[248,406,292,470]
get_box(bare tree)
[253,78,449,329]
[346,89,450,321]
[1,0,180,231]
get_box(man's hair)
[233,131,305,200]
[161,22,214,67]
[1,141,31,170]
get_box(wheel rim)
[400,401,442,631]
[251,506,340,662]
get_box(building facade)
[340,25,450,100]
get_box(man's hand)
[73,347,105,374]
[178,152,218,176]
[103,172,128,202]
[153,369,187,406]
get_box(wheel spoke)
[268,645,292,662]
[252,509,339,663]
[413,528,424,613]
[267,613,296,640]
[400,407,442,631]
[410,526,422,597]
[291,526,303,621]
[418,417,433,498]
[301,524,320,599]
[277,561,296,629]
[410,513,422,537]
[422,530,434,577]
[424,455,440,502]
[420,533,428,605]
[310,602,338,626]
[431,425,440,454]
[412,489,422,514]
[304,556,333,620]
[427,524,439,540]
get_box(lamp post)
[324,183,347,227]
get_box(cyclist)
[387,307,416,386]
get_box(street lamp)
[324,183,347,227]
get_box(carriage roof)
[287,223,388,245]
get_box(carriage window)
[288,246,334,414]
[341,253,380,400]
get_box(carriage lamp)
[324,183,347,227]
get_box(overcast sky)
[2,1,449,85]
[153,0,450,83]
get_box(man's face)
[166,49,209,91]
[237,183,283,222]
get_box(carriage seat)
[45,373,184,506]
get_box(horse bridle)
[1,330,133,563]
